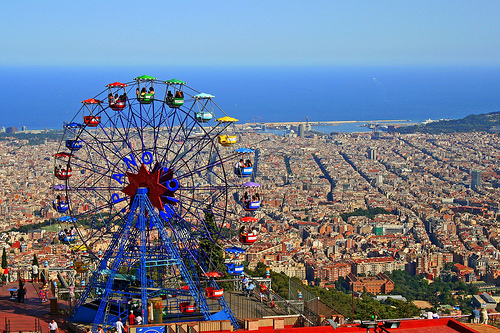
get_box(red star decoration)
[122,164,168,211]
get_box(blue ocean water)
[1,65,500,131]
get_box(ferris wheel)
[52,76,255,330]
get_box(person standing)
[473,307,480,323]
[259,282,267,303]
[49,320,58,333]
[32,264,39,283]
[135,314,143,325]
[115,318,125,333]
[128,310,136,326]
[480,307,489,325]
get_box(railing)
[1,317,43,333]
[239,274,317,326]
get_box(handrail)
[243,274,316,326]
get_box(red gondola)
[239,233,258,245]
[55,166,72,180]
[205,287,224,298]
[106,82,128,111]
[205,271,224,278]
[239,216,258,223]
[83,116,101,127]
[53,152,73,158]
[179,302,196,313]
[81,98,102,104]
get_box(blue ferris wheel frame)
[53,77,252,330]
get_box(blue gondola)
[244,200,261,211]
[235,166,253,178]
[195,111,213,123]
[53,196,69,213]
[226,263,244,276]
[65,122,82,129]
[65,140,83,151]
[225,246,246,255]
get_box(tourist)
[128,310,136,326]
[49,320,58,333]
[115,318,125,333]
[472,307,480,323]
[259,282,267,303]
[32,263,39,282]
[480,307,488,325]
[97,326,104,333]
[135,314,143,325]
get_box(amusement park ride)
[50,76,264,331]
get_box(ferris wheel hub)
[122,164,168,210]
[137,187,148,194]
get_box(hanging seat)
[179,302,196,313]
[218,135,237,146]
[205,287,224,298]
[83,116,100,127]
[226,263,244,276]
[195,111,212,122]
[243,200,261,212]
[239,233,258,245]
[65,140,83,151]
[235,166,253,177]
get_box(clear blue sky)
[1,0,500,67]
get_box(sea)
[1,65,500,134]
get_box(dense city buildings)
[2,129,500,297]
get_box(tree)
[1,247,7,269]
[199,207,224,272]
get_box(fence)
[0,317,43,333]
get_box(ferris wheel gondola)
[241,181,262,211]
[166,79,186,108]
[217,116,238,146]
[105,82,128,111]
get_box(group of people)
[167,90,184,100]
[58,226,76,242]
[239,226,258,237]
[471,307,489,325]
[242,191,261,209]
[241,273,275,307]
[235,159,252,170]
[108,93,127,105]
[52,194,69,213]
[136,87,155,100]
